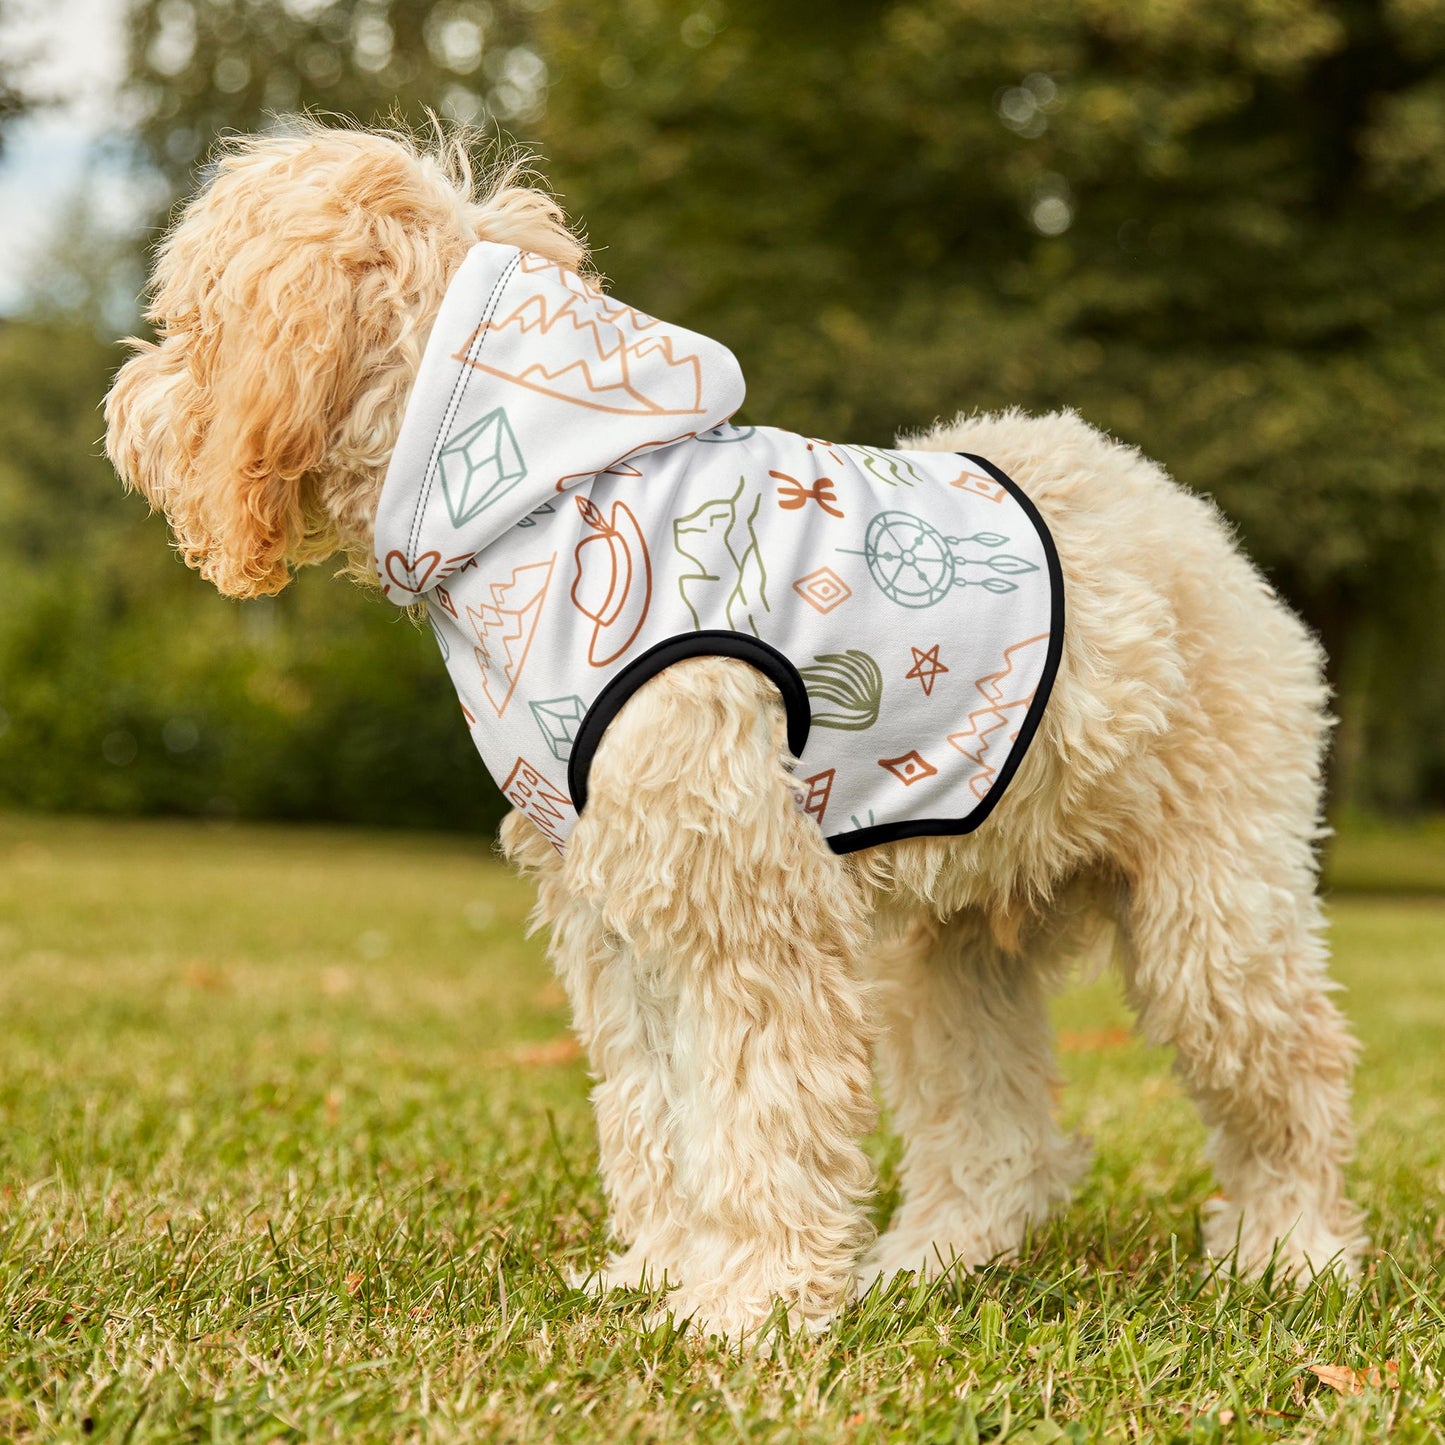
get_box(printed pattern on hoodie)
[373,244,1063,853]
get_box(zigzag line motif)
[945,633,1049,799]
[517,251,663,333]
[453,290,706,416]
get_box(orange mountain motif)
[468,556,556,717]
[945,634,1049,798]
[517,251,663,334]
[453,284,707,417]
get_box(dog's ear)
[104,128,589,598]
[106,232,352,599]
[105,132,435,599]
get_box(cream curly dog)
[105,124,1364,1341]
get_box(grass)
[1,812,1443,1443]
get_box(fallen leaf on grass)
[181,962,229,992]
[1057,1027,1133,1052]
[320,967,353,997]
[344,1273,365,1296]
[1309,1362,1399,1395]
[495,1037,583,1068]
[534,980,567,1009]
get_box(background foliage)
[3,0,1444,828]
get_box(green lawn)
[2,813,1443,1443]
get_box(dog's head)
[105,122,584,597]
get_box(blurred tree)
[7,0,1437,824]
[0,0,36,151]
[0,317,500,829]
[125,0,547,191]
[534,0,1445,808]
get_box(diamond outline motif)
[949,465,1007,502]
[530,695,588,761]
[878,750,938,786]
[438,407,527,529]
[792,566,852,615]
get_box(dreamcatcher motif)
[838,511,1038,608]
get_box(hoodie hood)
[373,243,746,601]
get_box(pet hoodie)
[373,242,1063,854]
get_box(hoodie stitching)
[405,249,523,566]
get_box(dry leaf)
[181,962,229,992]
[320,967,353,997]
[1057,1027,1133,1052]
[1309,1362,1399,1395]
[344,1272,365,1296]
[502,1037,583,1068]
[534,980,567,1009]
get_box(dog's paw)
[570,1245,674,1296]
[645,1287,836,1350]
[1202,1196,1367,1283]
[856,1232,994,1295]
[860,1132,1092,1295]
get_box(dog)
[105,123,1365,1342]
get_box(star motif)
[878,750,938,786]
[904,644,949,697]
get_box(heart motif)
[384,549,442,593]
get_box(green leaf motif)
[985,554,1039,575]
[800,650,884,730]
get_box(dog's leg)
[861,911,1088,1288]
[565,658,878,1342]
[1120,841,1364,1279]
[500,809,685,1291]
[573,934,690,1292]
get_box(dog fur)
[105,123,1366,1342]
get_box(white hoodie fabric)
[373,243,1062,854]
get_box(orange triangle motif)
[468,556,556,717]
